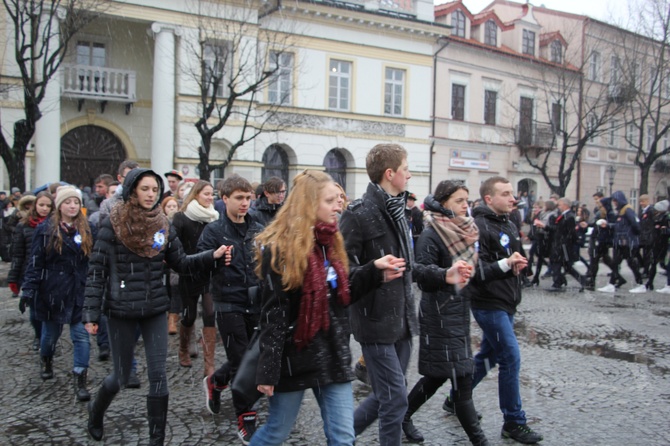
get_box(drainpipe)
[431,37,450,193]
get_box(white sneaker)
[629,284,647,294]
[657,285,670,294]
[597,284,616,293]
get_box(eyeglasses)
[275,190,287,195]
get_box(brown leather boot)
[201,327,217,377]
[178,324,192,367]
[189,327,199,358]
[167,313,179,335]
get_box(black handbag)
[230,329,263,408]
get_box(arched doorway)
[61,125,126,188]
[323,149,347,190]
[261,144,289,185]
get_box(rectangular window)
[329,59,351,111]
[384,67,405,116]
[204,42,232,97]
[647,125,655,150]
[451,84,465,121]
[519,97,534,145]
[485,20,497,46]
[551,102,562,132]
[484,90,497,125]
[452,11,466,38]
[610,55,620,85]
[608,120,617,147]
[626,122,636,144]
[632,62,641,91]
[589,51,600,81]
[268,52,293,105]
[522,30,535,56]
[629,189,638,212]
[550,41,562,64]
[77,41,106,67]
[587,115,597,141]
[665,71,670,99]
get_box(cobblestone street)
[1,261,669,445]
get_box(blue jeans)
[250,382,354,446]
[354,339,412,446]
[471,309,526,425]
[40,321,90,373]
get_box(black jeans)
[179,277,214,327]
[610,245,642,285]
[103,313,168,398]
[406,374,473,418]
[589,242,614,282]
[213,312,259,415]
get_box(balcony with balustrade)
[61,64,137,114]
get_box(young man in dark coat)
[339,143,416,446]
[249,176,286,226]
[637,194,655,282]
[198,174,266,444]
[548,197,585,291]
[597,191,644,293]
[467,176,543,444]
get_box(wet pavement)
[1,259,669,445]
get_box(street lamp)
[607,165,617,195]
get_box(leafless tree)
[512,31,625,197]
[616,0,670,194]
[0,0,109,191]
[181,1,298,181]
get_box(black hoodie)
[468,204,524,314]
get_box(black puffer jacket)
[256,249,354,392]
[469,204,523,315]
[639,205,655,246]
[249,196,281,227]
[172,211,210,284]
[413,195,473,379]
[83,168,217,323]
[548,210,578,263]
[8,221,41,285]
[196,213,265,313]
[339,182,418,344]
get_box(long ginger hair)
[255,170,349,290]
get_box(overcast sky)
[448,0,631,25]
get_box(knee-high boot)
[147,394,169,446]
[87,383,117,441]
[178,324,192,367]
[454,400,489,446]
[201,327,217,377]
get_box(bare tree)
[617,0,670,195]
[513,47,625,197]
[182,1,298,181]
[0,0,108,191]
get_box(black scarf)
[376,184,414,268]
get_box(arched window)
[262,144,289,184]
[323,149,347,190]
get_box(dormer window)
[522,30,535,56]
[452,10,466,38]
[550,40,562,63]
[485,20,497,46]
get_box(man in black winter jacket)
[468,176,544,444]
[340,143,415,446]
[197,174,266,443]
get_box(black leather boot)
[73,369,91,402]
[402,417,424,443]
[147,394,169,446]
[455,400,489,446]
[40,356,53,380]
[88,383,117,441]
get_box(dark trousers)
[354,338,412,446]
[213,312,258,415]
[406,374,473,418]
[179,277,214,327]
[103,313,168,397]
[589,242,614,282]
[647,240,669,288]
[610,245,642,285]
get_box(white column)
[34,11,64,186]
[150,23,180,179]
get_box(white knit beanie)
[55,185,82,210]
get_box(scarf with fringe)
[109,198,170,258]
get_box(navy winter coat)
[611,191,640,249]
[21,222,91,324]
[8,221,39,285]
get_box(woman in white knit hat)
[20,185,94,402]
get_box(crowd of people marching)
[3,144,669,446]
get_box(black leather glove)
[18,296,29,314]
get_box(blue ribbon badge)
[152,229,166,249]
[74,231,82,247]
[324,259,338,289]
[499,232,510,250]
